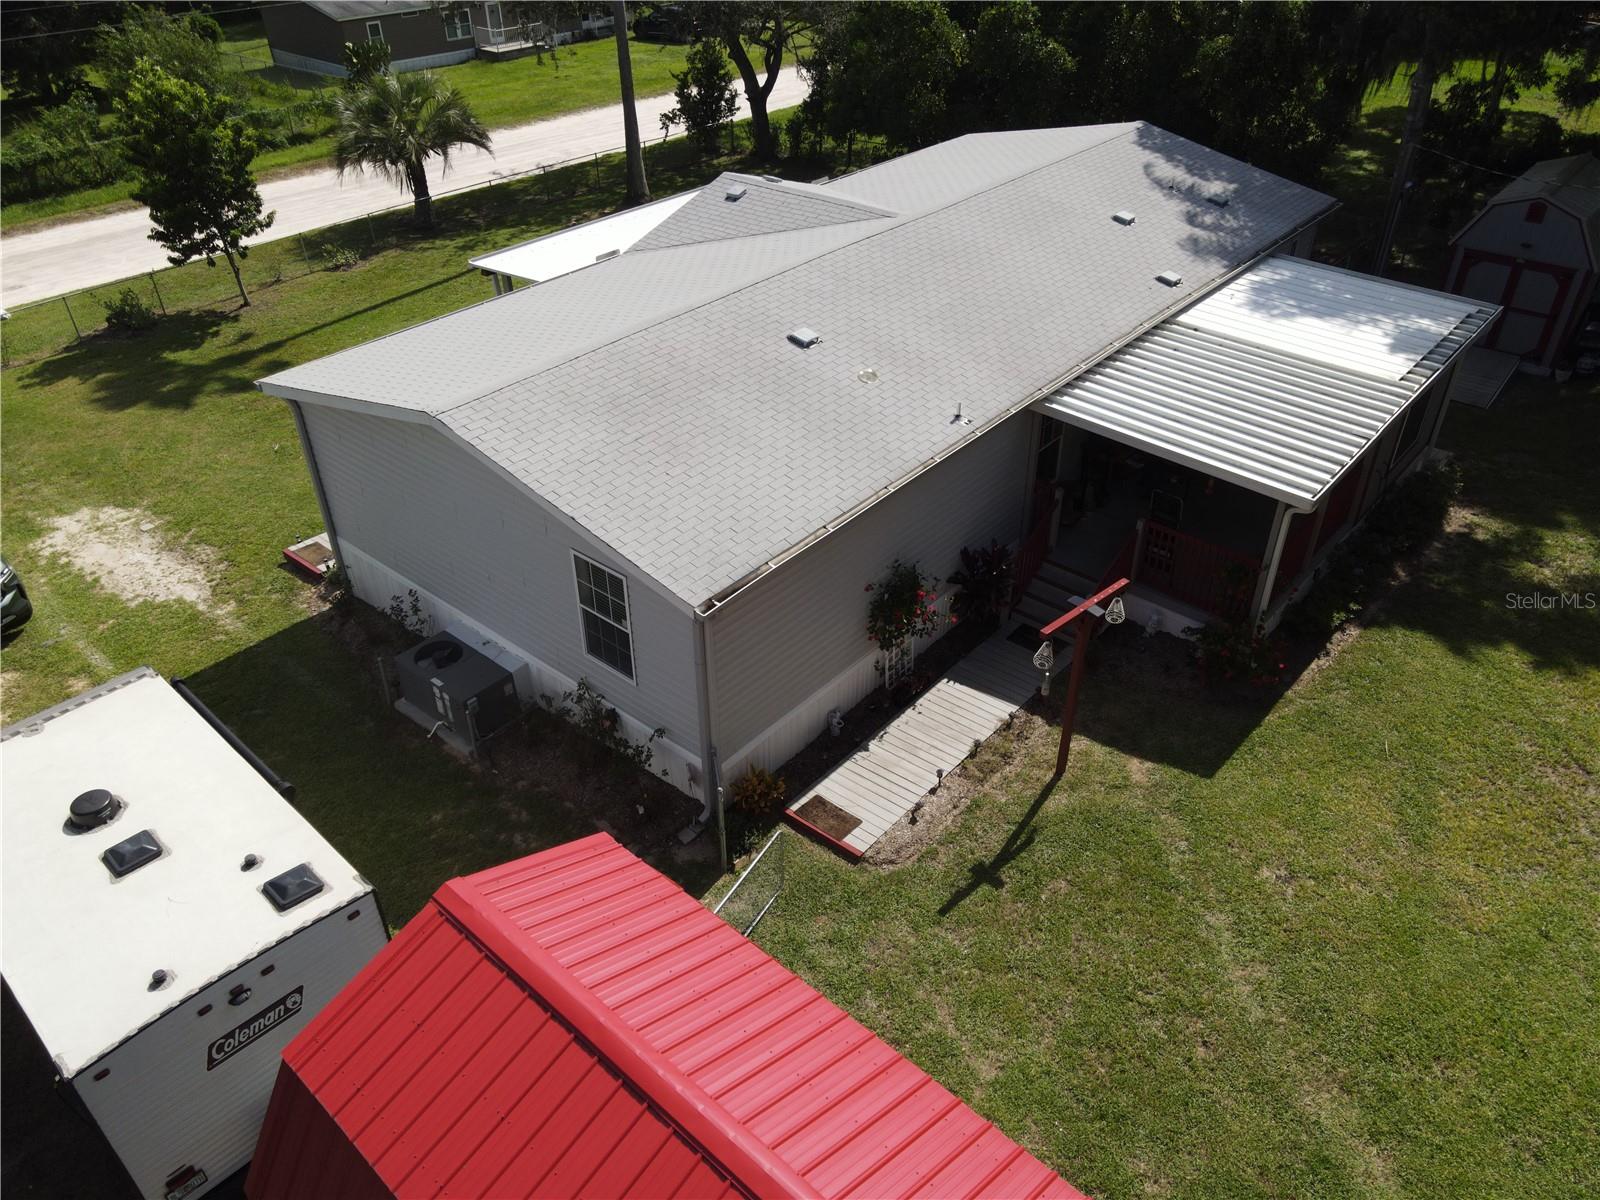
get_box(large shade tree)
[333,71,492,230]
[115,62,274,306]
[700,2,818,160]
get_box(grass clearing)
[2,16,697,232]
[1,96,1597,1198]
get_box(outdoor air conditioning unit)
[0,668,388,1200]
[392,631,519,753]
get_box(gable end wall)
[299,405,703,785]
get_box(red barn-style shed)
[247,834,1082,1200]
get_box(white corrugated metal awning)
[1035,257,1497,508]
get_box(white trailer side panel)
[74,901,387,1200]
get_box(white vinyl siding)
[574,554,634,680]
[707,414,1032,764]
[299,405,701,749]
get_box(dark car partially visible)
[1,559,33,637]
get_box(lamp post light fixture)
[1037,577,1132,779]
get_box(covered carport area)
[1032,256,1499,627]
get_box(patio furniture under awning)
[1034,256,1499,509]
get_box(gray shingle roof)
[632,174,895,251]
[1473,152,1600,261]
[262,123,1335,607]
[306,1,432,21]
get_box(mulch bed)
[791,795,862,842]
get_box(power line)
[0,3,300,44]
[1412,141,1600,195]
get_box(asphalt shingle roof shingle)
[261,123,1335,607]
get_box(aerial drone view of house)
[263,122,1496,857]
[3,2,1595,1195]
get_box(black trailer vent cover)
[263,863,325,913]
[67,788,121,833]
[102,830,162,878]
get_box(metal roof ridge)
[432,867,823,1200]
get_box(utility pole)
[612,1,650,206]
[1372,20,1437,278]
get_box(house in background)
[259,124,1495,813]
[1447,152,1600,371]
[247,833,1083,1200]
[261,1,613,77]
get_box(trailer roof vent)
[1112,210,1136,226]
[263,863,325,913]
[788,327,821,349]
[67,788,121,833]
[725,184,748,201]
[1156,271,1183,288]
[102,830,162,879]
[1205,194,1231,209]
[594,248,621,262]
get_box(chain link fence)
[0,126,753,369]
[712,827,787,937]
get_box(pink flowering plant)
[865,559,941,652]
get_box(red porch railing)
[1012,482,1060,607]
[1098,528,1139,597]
[1138,520,1260,620]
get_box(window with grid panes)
[573,554,634,679]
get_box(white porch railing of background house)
[473,9,613,49]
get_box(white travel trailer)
[1,668,387,1200]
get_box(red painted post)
[1054,618,1094,777]
[1038,577,1130,779]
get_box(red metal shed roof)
[248,834,1083,1200]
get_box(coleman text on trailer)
[1,668,388,1200]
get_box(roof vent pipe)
[724,185,747,201]
[787,328,821,349]
[1156,271,1183,288]
[1112,211,1136,226]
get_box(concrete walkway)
[0,68,809,308]
[785,634,1049,858]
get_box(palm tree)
[333,72,491,230]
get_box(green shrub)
[729,765,786,814]
[322,243,361,271]
[1188,616,1287,688]
[1281,461,1462,641]
[545,678,665,774]
[101,287,157,332]
[1,91,125,202]
[947,539,1014,630]
[865,559,941,652]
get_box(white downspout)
[1251,502,1295,624]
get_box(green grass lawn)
[757,377,1600,1197]
[1,19,696,230]
[2,102,1598,1198]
